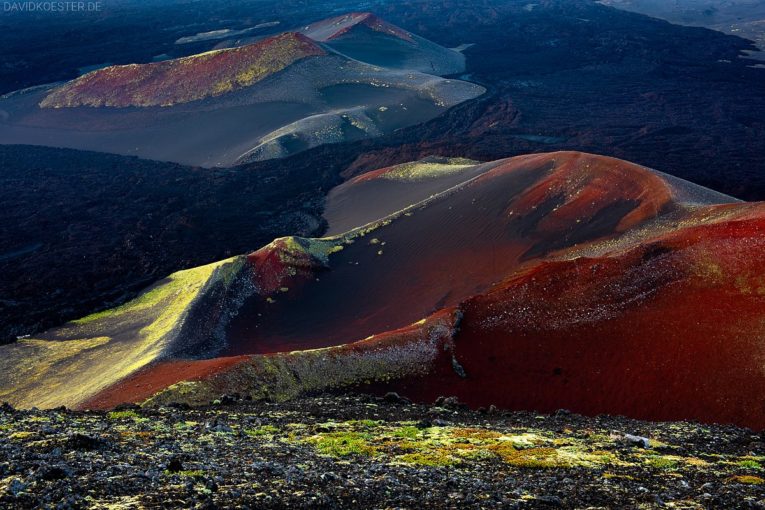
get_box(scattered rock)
[40,465,70,481]
[166,457,184,473]
[435,396,466,410]
[7,478,26,496]
[67,433,106,451]
[113,403,141,412]
[320,471,339,482]
[384,392,408,404]
[205,417,232,433]
[536,495,564,507]
[617,432,651,448]
[0,393,761,508]
[251,461,284,476]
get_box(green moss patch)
[736,459,763,470]
[108,410,140,420]
[245,425,281,437]
[297,421,620,469]
[308,431,378,457]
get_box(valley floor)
[1,394,764,509]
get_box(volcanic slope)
[3,151,765,429]
[0,21,483,167]
[300,12,466,75]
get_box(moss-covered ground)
[1,394,763,508]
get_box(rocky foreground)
[1,393,764,509]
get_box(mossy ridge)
[72,256,243,328]
[0,257,242,409]
[270,236,345,268]
[142,311,460,408]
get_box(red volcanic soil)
[376,205,765,428]
[78,152,765,427]
[40,32,326,108]
[302,12,415,43]
[79,356,250,410]
[224,153,678,356]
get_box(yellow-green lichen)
[644,454,681,470]
[245,425,281,437]
[107,410,140,420]
[165,470,205,478]
[309,431,378,457]
[727,475,764,485]
[0,257,241,409]
[379,159,478,182]
[736,459,763,470]
[295,421,619,470]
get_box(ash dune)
[0,15,483,167]
[2,151,765,428]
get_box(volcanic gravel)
[1,394,764,509]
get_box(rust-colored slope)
[223,152,679,356]
[27,151,765,428]
[378,204,765,428]
[104,203,765,427]
[79,356,250,411]
[40,32,325,108]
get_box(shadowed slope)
[133,202,765,427]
